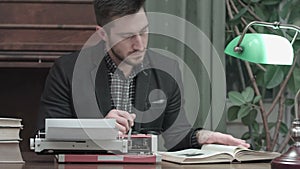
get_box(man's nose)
[132,34,144,51]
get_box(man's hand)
[197,130,250,148]
[105,109,136,134]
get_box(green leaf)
[261,0,280,5]
[253,138,262,150]
[263,122,280,136]
[251,131,260,138]
[253,95,262,104]
[292,68,300,92]
[288,1,300,24]
[254,4,266,21]
[291,105,296,118]
[264,66,284,89]
[269,9,279,22]
[238,105,252,119]
[241,132,250,140]
[293,40,300,53]
[285,98,294,106]
[281,65,291,75]
[280,0,292,19]
[252,121,259,132]
[268,122,276,129]
[255,71,265,87]
[242,87,255,102]
[250,0,261,2]
[228,91,246,106]
[287,68,300,93]
[288,74,296,93]
[242,109,258,125]
[279,122,289,134]
[231,7,248,21]
[227,106,240,121]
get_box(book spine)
[57,154,161,163]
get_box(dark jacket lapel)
[95,61,112,117]
[91,42,112,117]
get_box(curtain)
[145,0,226,133]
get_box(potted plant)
[225,0,300,151]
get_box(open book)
[158,144,281,164]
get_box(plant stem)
[277,131,291,153]
[226,0,240,35]
[226,0,271,150]
[255,64,266,72]
[271,91,285,150]
[237,0,263,21]
[266,56,298,117]
[237,60,246,89]
[229,0,256,33]
[248,125,256,150]
[244,61,271,150]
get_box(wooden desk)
[0,152,271,169]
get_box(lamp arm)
[295,89,300,120]
[234,21,300,53]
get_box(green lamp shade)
[225,33,294,65]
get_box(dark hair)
[93,0,146,26]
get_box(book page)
[0,118,22,127]
[159,144,281,164]
[0,141,24,163]
[235,149,281,161]
[202,144,281,162]
[0,128,21,141]
[201,144,241,157]
[158,148,234,164]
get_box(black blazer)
[38,42,197,151]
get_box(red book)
[56,154,161,164]
[59,164,161,169]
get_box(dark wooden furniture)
[0,0,96,68]
[0,0,96,152]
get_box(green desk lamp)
[225,21,300,169]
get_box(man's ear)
[96,26,108,41]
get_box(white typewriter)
[30,119,161,163]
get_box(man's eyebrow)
[117,24,149,36]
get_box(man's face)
[105,8,149,66]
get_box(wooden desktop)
[0,152,272,169]
[0,2,273,169]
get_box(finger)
[115,122,127,134]
[226,136,250,148]
[130,113,136,126]
[105,109,120,119]
[117,110,134,120]
[117,110,135,127]
[118,131,123,137]
[115,116,130,132]
[240,142,251,148]
[106,110,130,131]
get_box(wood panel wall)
[0,0,96,67]
[0,0,96,151]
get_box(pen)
[127,120,132,141]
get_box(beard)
[110,47,145,66]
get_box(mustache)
[128,49,146,56]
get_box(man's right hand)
[105,109,136,134]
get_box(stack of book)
[0,118,24,163]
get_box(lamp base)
[271,145,300,169]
